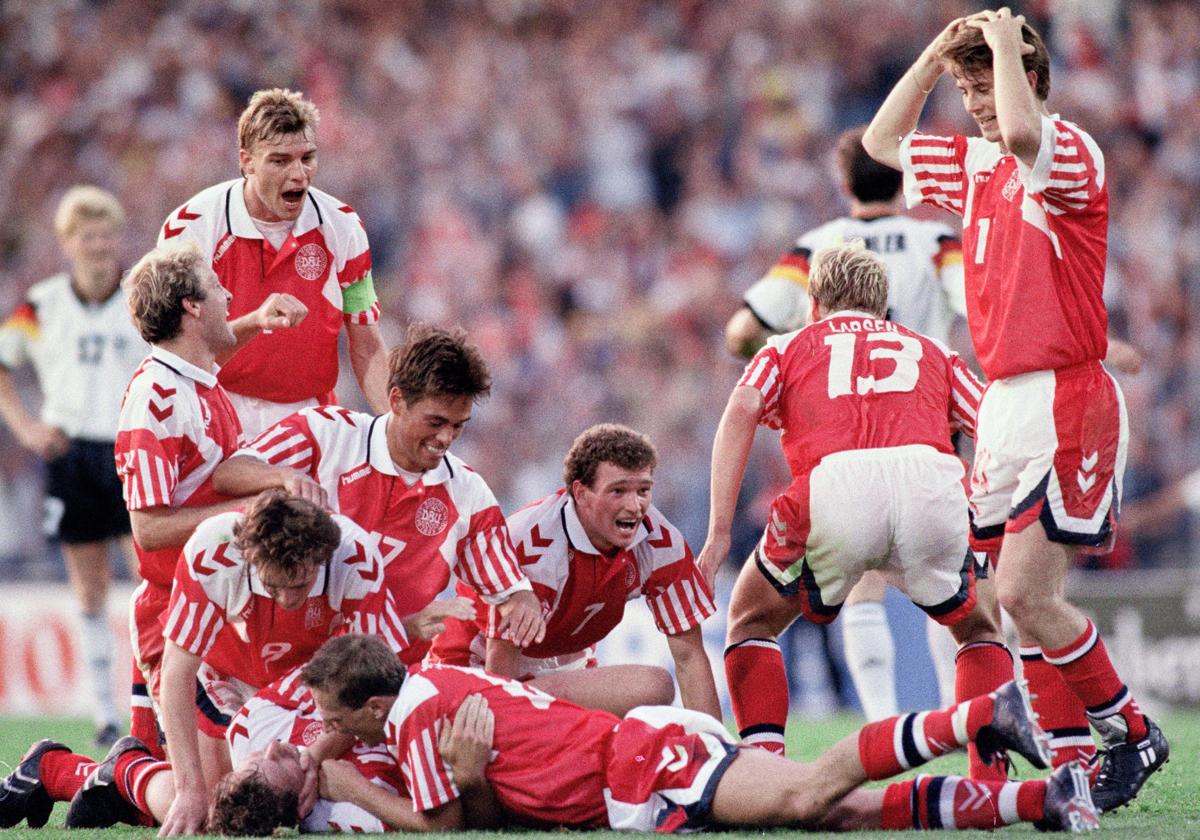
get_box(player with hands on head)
[212,322,545,658]
[863,7,1167,810]
[159,87,388,438]
[0,186,147,747]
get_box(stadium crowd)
[1,0,1198,573]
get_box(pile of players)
[0,8,1168,837]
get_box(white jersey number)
[824,332,923,398]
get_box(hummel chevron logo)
[528,524,553,550]
[148,401,173,422]
[193,543,237,576]
[647,522,673,550]
[959,781,991,811]
[151,383,177,399]
[1077,450,1099,493]
[656,744,689,773]
[162,204,201,238]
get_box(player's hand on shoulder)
[158,785,208,836]
[318,758,367,804]
[281,470,328,507]
[495,589,545,648]
[254,292,308,332]
[438,693,494,791]
[404,596,476,640]
[18,421,68,460]
[695,534,731,589]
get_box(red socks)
[39,750,96,802]
[130,665,164,760]
[724,638,789,755]
[1020,645,1096,766]
[857,695,994,779]
[1043,620,1148,745]
[113,750,170,820]
[881,775,1047,829]
[955,640,1013,780]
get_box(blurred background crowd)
[0,0,1197,579]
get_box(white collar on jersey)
[149,345,219,388]
[368,414,453,485]
[228,178,322,240]
[559,492,651,556]
[821,309,886,322]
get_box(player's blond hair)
[808,240,889,318]
[53,185,124,239]
[237,87,320,152]
[124,242,209,343]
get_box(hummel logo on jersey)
[1077,450,1099,493]
[214,233,236,264]
[656,744,689,773]
[342,464,372,486]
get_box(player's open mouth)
[615,517,638,533]
[281,189,306,207]
[423,443,447,455]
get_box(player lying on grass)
[430,422,720,717]
[298,634,1099,833]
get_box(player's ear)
[239,147,253,177]
[388,386,406,416]
[366,696,390,719]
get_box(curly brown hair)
[386,322,492,406]
[940,19,1050,101]
[233,490,341,578]
[563,423,658,488]
[208,768,300,836]
[302,634,406,709]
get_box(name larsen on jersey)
[828,318,897,333]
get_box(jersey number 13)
[823,332,923,398]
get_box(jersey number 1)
[823,332,923,398]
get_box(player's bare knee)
[641,666,676,706]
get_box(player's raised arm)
[963,8,1042,166]
[863,16,969,169]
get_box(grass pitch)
[1,712,1197,838]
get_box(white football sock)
[80,611,119,726]
[841,600,896,720]
[926,617,960,708]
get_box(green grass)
[2,713,1197,838]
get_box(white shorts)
[969,362,1127,553]
[758,445,975,626]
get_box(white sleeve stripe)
[162,595,188,638]
[952,367,982,401]
[1051,161,1088,173]
[174,603,198,651]
[421,726,450,804]
[911,162,960,174]
[408,741,432,810]
[257,432,313,462]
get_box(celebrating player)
[430,423,720,717]
[862,7,1167,810]
[0,186,146,746]
[158,87,387,438]
[699,241,1004,761]
[211,322,544,659]
[299,634,1096,833]
[724,126,979,734]
[116,241,253,755]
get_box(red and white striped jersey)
[899,115,1109,380]
[238,408,530,634]
[163,510,409,688]
[434,490,714,666]
[386,665,616,827]
[745,215,965,342]
[159,179,379,405]
[738,311,982,481]
[115,347,243,585]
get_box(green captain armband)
[341,272,378,315]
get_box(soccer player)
[158,87,388,438]
[0,186,147,746]
[299,634,1097,833]
[154,490,457,835]
[430,423,720,718]
[211,322,545,661]
[724,126,974,729]
[117,241,273,755]
[861,7,1167,810]
[698,241,1005,764]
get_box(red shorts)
[130,580,172,702]
[969,361,1127,553]
[604,706,738,832]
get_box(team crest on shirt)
[414,497,450,536]
[304,601,323,630]
[300,719,323,746]
[1001,171,1022,202]
[294,243,329,281]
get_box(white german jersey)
[0,274,146,440]
[744,215,965,342]
[163,510,408,688]
[239,407,531,618]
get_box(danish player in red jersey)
[117,242,265,756]
[159,88,388,438]
[697,242,1007,761]
[294,634,1096,834]
[862,8,1167,810]
[211,323,545,659]
[429,423,720,718]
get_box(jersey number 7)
[823,332,923,398]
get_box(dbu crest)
[294,243,329,281]
[414,497,450,536]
